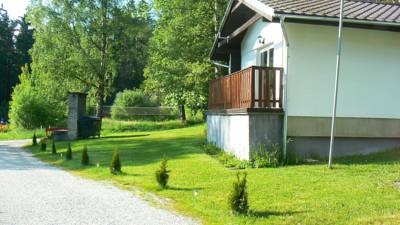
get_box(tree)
[0,6,16,120]
[27,0,153,118]
[143,0,228,123]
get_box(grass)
[27,125,400,225]
[101,118,203,134]
[0,128,45,140]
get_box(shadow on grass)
[167,186,204,192]
[99,134,150,139]
[249,209,303,218]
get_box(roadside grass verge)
[0,128,45,141]
[27,125,400,225]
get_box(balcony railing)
[208,66,284,110]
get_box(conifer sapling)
[32,133,37,146]
[40,139,47,151]
[52,140,57,155]
[110,148,122,174]
[66,143,73,160]
[155,156,170,189]
[228,172,249,215]
[81,145,90,166]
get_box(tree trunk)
[96,83,105,118]
[180,104,187,126]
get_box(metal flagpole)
[328,0,345,169]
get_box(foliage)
[110,148,122,174]
[51,140,57,155]
[32,133,37,145]
[40,139,47,151]
[203,143,250,169]
[144,0,228,114]
[229,172,249,215]
[110,89,159,120]
[81,145,90,166]
[155,156,170,189]
[250,143,283,168]
[66,143,72,160]
[202,143,222,155]
[101,117,204,134]
[9,66,66,129]
[27,0,153,116]
[0,8,33,120]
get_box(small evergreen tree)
[155,156,170,189]
[51,140,57,155]
[66,143,73,160]
[40,140,46,151]
[81,145,89,166]
[32,133,37,146]
[229,172,249,215]
[110,148,122,174]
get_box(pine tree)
[66,143,73,160]
[40,140,46,151]
[228,172,249,215]
[110,148,122,174]
[155,156,170,189]
[81,145,90,166]
[51,140,57,154]
[32,133,37,146]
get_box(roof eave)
[274,13,400,28]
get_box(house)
[207,0,400,160]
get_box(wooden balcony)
[208,66,284,112]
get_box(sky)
[0,0,30,19]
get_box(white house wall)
[286,23,400,119]
[241,19,284,69]
[207,115,250,160]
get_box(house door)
[257,48,275,107]
[260,48,274,67]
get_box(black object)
[78,116,101,139]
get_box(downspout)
[280,16,290,161]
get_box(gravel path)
[0,140,199,225]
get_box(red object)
[45,128,68,137]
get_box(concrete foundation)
[292,137,400,159]
[207,110,283,160]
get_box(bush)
[111,89,163,121]
[40,138,47,151]
[229,172,249,215]
[155,157,170,189]
[81,145,90,166]
[250,143,283,168]
[66,143,73,160]
[110,148,122,174]
[51,141,57,155]
[32,133,37,146]
[9,68,65,129]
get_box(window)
[259,48,274,67]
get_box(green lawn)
[0,128,45,140]
[27,125,400,225]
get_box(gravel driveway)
[0,140,198,225]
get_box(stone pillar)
[67,92,87,140]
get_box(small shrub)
[203,143,222,155]
[229,172,249,215]
[155,156,170,188]
[110,148,122,174]
[40,139,47,151]
[32,133,37,146]
[250,143,283,168]
[66,143,73,160]
[51,141,57,155]
[81,145,90,166]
